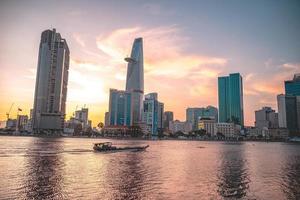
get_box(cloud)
[96,26,227,79]
[282,63,300,70]
[94,26,228,120]
[68,68,106,103]
[72,33,85,47]
[115,72,126,81]
[70,59,108,72]
[242,61,299,118]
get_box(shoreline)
[0,133,294,143]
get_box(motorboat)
[93,142,149,152]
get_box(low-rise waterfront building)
[198,117,216,136]
[186,106,218,130]
[6,119,17,130]
[215,122,241,138]
[16,115,28,132]
[169,120,192,134]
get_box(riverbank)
[0,133,295,143]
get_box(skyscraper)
[163,111,174,130]
[158,102,164,131]
[277,94,300,136]
[285,73,300,96]
[143,93,163,136]
[218,73,244,126]
[32,29,70,133]
[277,94,287,128]
[278,74,300,136]
[125,38,144,125]
[109,89,132,126]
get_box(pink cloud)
[94,26,228,122]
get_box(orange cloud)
[94,26,227,122]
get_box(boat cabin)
[93,142,115,150]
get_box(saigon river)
[0,136,299,199]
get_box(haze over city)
[1,0,300,126]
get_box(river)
[0,136,299,199]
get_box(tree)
[194,129,206,137]
[129,126,143,137]
[97,122,104,128]
[216,132,225,138]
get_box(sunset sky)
[0,0,300,126]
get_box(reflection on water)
[0,136,300,199]
[281,147,300,199]
[23,138,64,199]
[217,143,250,198]
[109,152,145,200]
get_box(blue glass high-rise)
[285,74,300,96]
[218,73,244,126]
[109,89,132,126]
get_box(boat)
[93,142,149,152]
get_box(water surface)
[0,136,299,199]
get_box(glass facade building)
[218,73,244,126]
[285,74,300,96]
[163,111,174,130]
[186,106,218,130]
[143,93,163,136]
[125,38,144,125]
[109,89,132,126]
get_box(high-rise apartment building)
[218,73,244,126]
[32,29,70,133]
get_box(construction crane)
[6,103,14,120]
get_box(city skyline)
[1,1,300,126]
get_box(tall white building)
[32,29,70,133]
